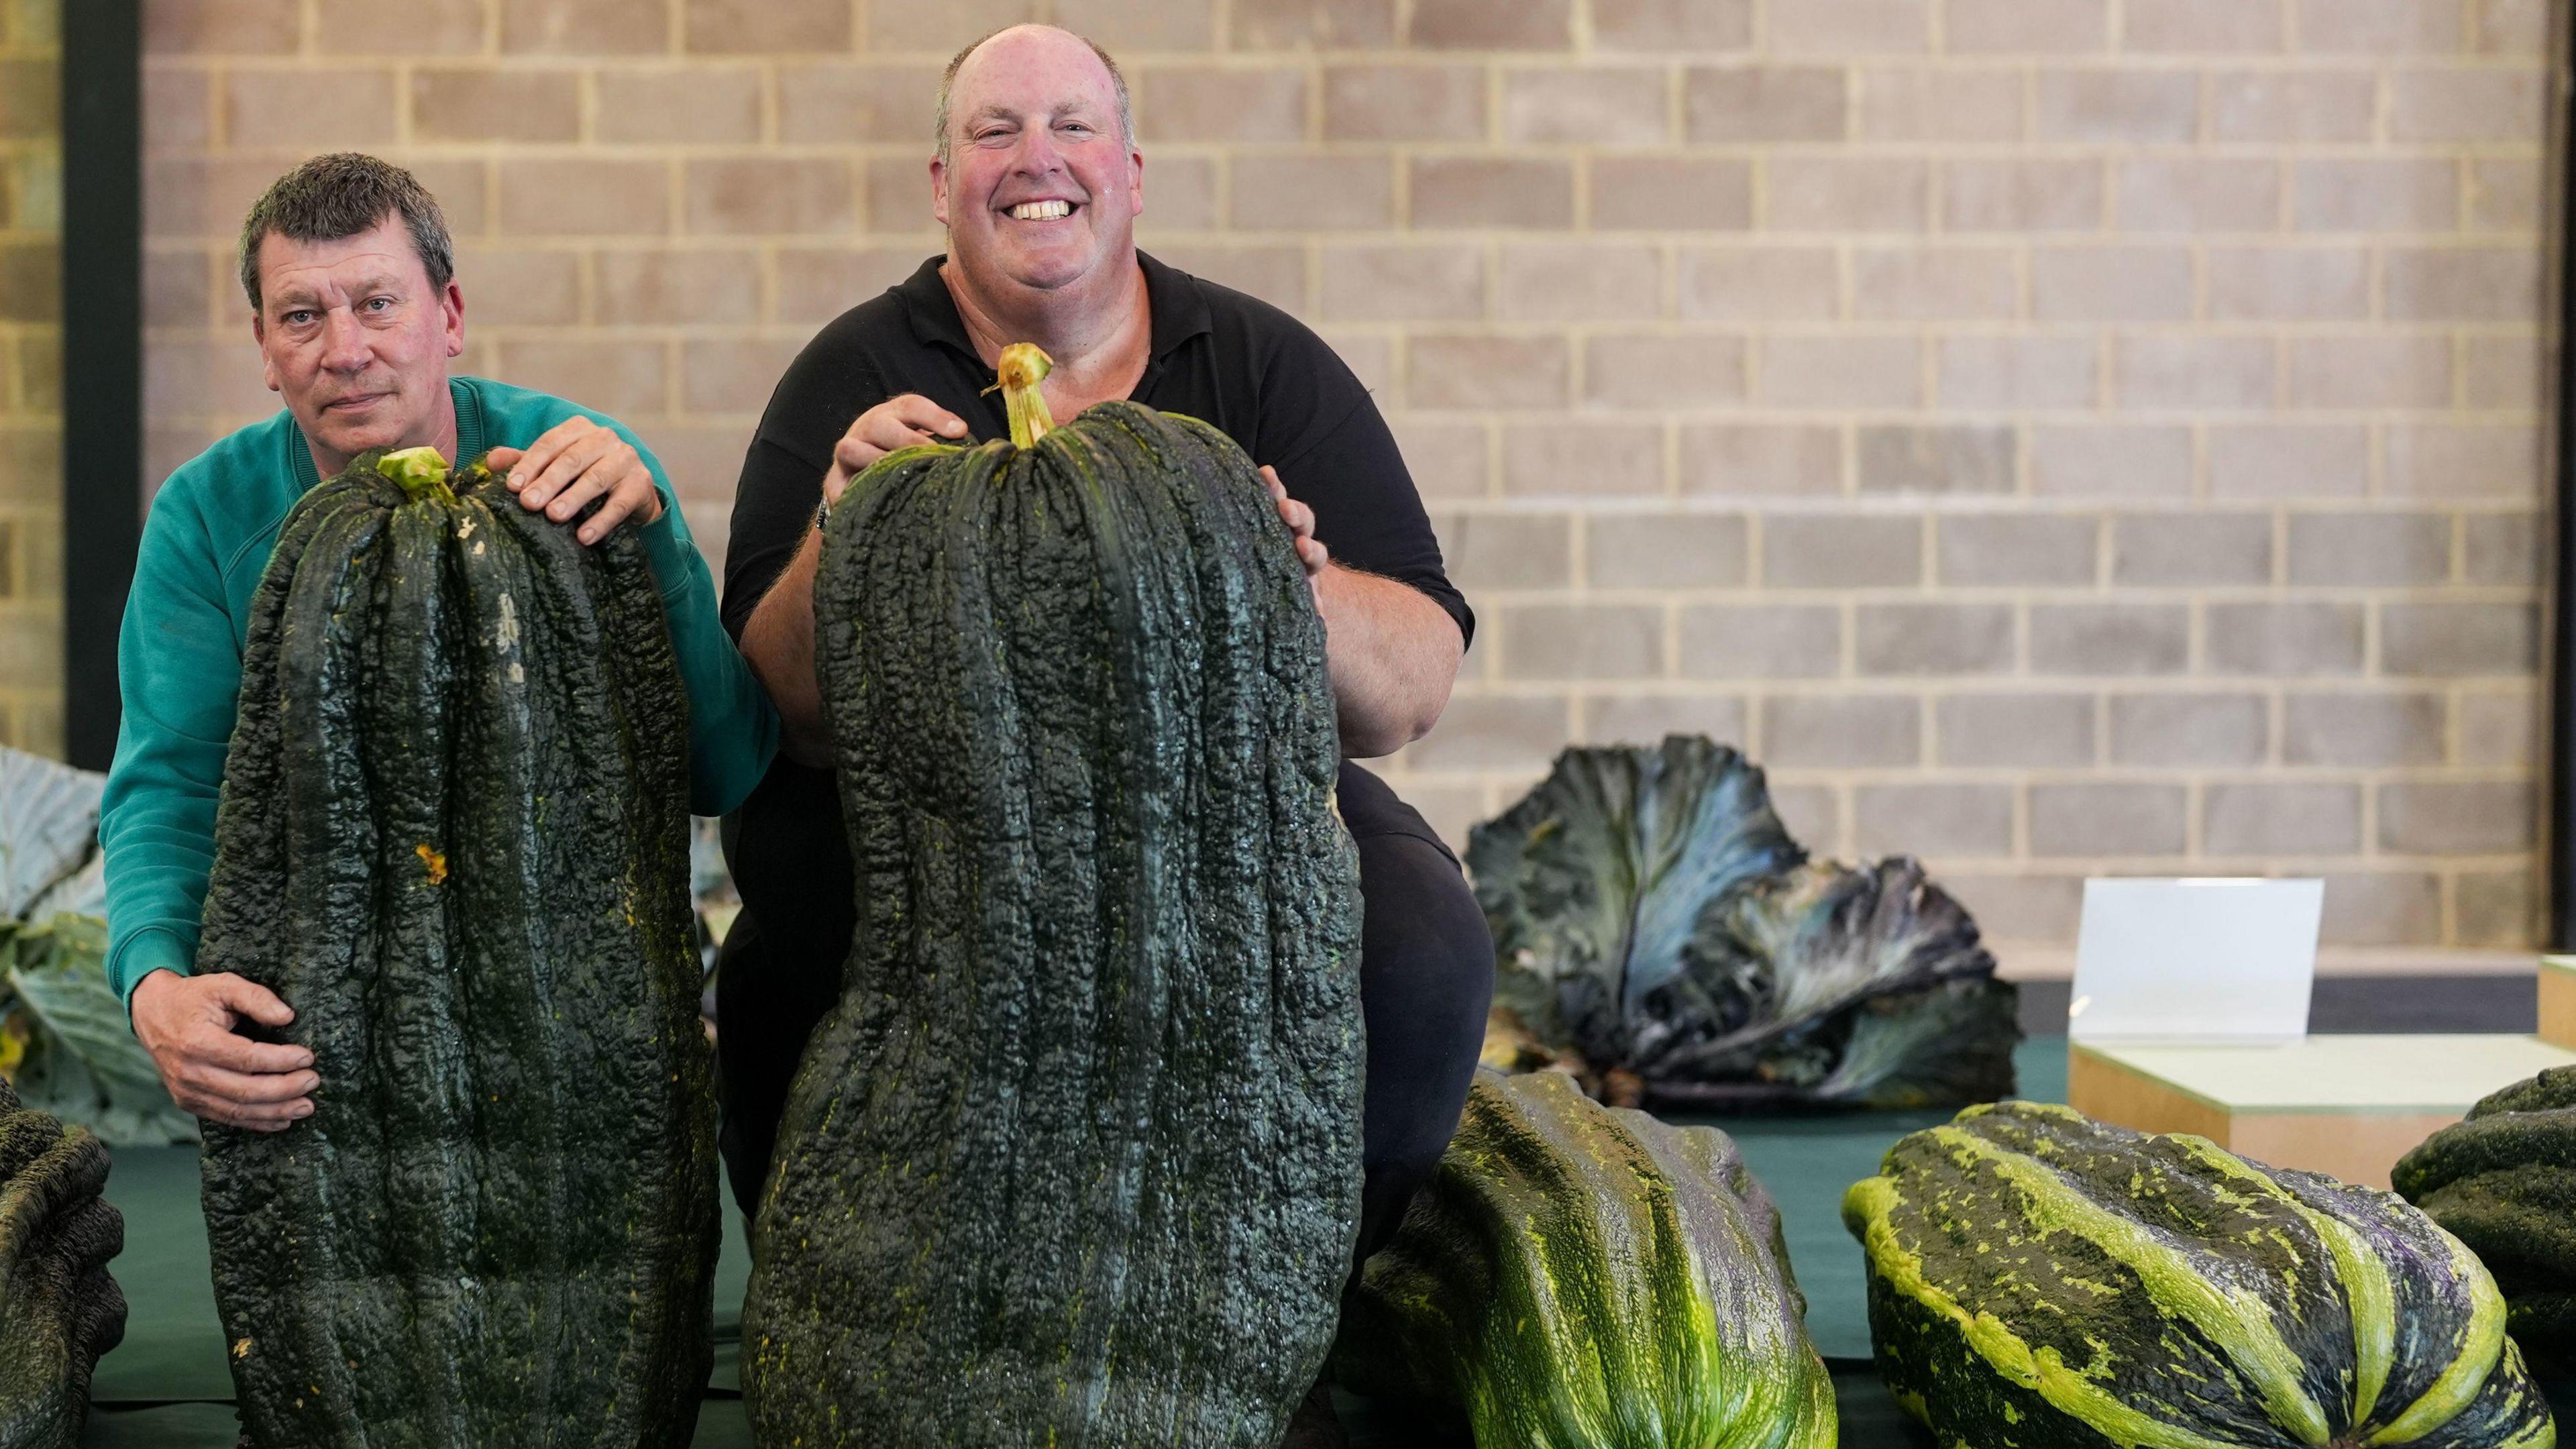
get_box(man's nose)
[1010,127,1067,174]
[319,308,371,370]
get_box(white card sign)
[2068,877,2323,1044]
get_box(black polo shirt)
[717,250,1472,982]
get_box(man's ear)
[443,279,465,360]
[930,155,949,229]
[1128,148,1144,217]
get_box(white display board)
[2068,877,2323,1044]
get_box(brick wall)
[0,0,58,755]
[133,0,2558,959]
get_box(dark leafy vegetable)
[2396,1065,2576,1371]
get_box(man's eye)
[284,311,314,325]
[1059,122,1091,134]
[362,297,392,312]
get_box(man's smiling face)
[932,25,1144,296]
[252,213,464,474]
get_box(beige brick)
[2456,869,2536,947]
[1761,695,1920,765]
[1946,873,2086,941]
[1320,244,1481,321]
[143,337,280,418]
[1226,0,1391,46]
[1857,602,2015,674]
[504,0,670,54]
[2296,0,2465,50]
[1051,0,1216,48]
[1406,693,1571,771]
[1857,66,2023,142]
[496,160,667,237]
[1770,159,1927,233]
[1768,784,1843,852]
[2465,335,2546,409]
[456,246,581,327]
[1676,246,1837,319]
[0,244,55,326]
[682,0,849,52]
[2112,514,2271,585]
[1763,515,1921,587]
[2208,602,2365,675]
[2031,603,2190,673]
[1758,335,1920,408]
[2293,158,2458,233]
[2208,425,2369,498]
[1503,68,1668,145]
[1684,66,1847,142]
[0,59,52,142]
[1677,424,1844,494]
[2109,691,2268,764]
[2030,783,2187,856]
[1589,514,1749,587]
[1937,693,2096,766]
[2037,70,2198,142]
[1591,159,1753,231]
[1135,156,1218,231]
[1499,244,1660,321]
[1408,0,1571,49]
[1851,247,2016,320]
[2116,159,2280,233]
[2318,871,2443,945]
[2385,248,2542,321]
[2382,602,2537,676]
[497,337,668,419]
[1937,336,2097,410]
[1500,423,1664,495]
[145,0,299,52]
[1585,335,1749,409]
[2475,0,2549,52]
[1582,694,1750,747]
[593,248,757,324]
[1138,66,1305,144]
[605,66,766,144]
[142,67,210,152]
[2287,513,2449,586]
[2468,158,2542,233]
[688,158,853,236]
[2116,337,2275,411]
[776,64,940,145]
[2208,248,2369,321]
[1432,511,1568,590]
[2205,782,2361,855]
[2463,513,2538,586]
[144,248,211,330]
[412,68,580,143]
[2286,336,2451,410]
[1939,514,2097,586]
[226,67,398,147]
[1937,158,2102,230]
[2458,689,2538,765]
[1230,155,1391,231]
[2210,69,2378,142]
[2033,247,2192,320]
[2385,424,2541,497]
[1409,158,1572,229]
[775,245,934,321]
[1161,245,1308,312]
[1389,417,1491,499]
[2029,425,2193,498]
[1946,0,2108,53]
[1593,0,1752,50]
[317,0,488,52]
[2378,782,2532,853]
[2391,68,2544,142]
[1320,64,1482,142]
[1411,335,1565,409]
[1856,784,2013,857]
[2284,691,2445,765]
[1501,604,1663,680]
[865,156,940,235]
[1858,425,2015,494]
[19,337,62,413]
[2124,0,2284,50]
[681,335,803,413]
[1678,604,1841,677]
[867,0,1040,51]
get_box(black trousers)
[714,761,1495,1265]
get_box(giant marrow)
[2396,1065,2576,1371]
[0,1075,125,1449]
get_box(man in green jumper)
[99,153,777,1132]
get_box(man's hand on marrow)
[1260,465,1328,600]
[826,395,971,505]
[130,969,318,1132]
[491,416,664,546]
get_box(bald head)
[934,24,1134,170]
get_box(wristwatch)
[814,493,832,535]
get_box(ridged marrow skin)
[741,398,1365,1448]
[1844,1102,2555,1449]
[194,451,718,1448]
[2396,1066,2576,1371]
[0,1077,125,1449]
[1332,1069,1837,1449]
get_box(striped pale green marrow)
[195,447,717,1448]
[0,1076,125,1449]
[1332,1069,1836,1449]
[2395,1065,2576,1370]
[1843,1102,2554,1449]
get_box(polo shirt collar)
[896,250,1212,366]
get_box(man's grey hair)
[932,25,1136,170]
[237,152,455,315]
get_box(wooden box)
[2539,956,2576,1049]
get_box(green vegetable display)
[1332,1069,1835,1449]
[0,1075,125,1449]
[1471,736,2017,1110]
[1845,1102,2556,1449]
[2396,1065,2576,1371]
[195,447,718,1447]
[743,345,1364,1448]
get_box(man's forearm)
[741,527,835,766]
[1317,566,1464,759]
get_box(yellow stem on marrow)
[998,343,1057,448]
[377,445,458,504]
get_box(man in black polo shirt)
[717,21,1492,1277]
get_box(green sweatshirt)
[98,375,779,1008]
